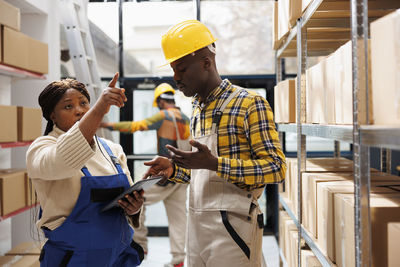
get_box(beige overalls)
[187,88,266,267]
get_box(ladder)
[59,0,113,140]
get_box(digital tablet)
[101,176,163,212]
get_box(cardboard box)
[274,79,296,123]
[0,0,20,31]
[284,219,298,267]
[279,210,291,258]
[6,241,43,255]
[0,255,39,267]
[334,194,400,267]
[0,169,26,216]
[371,10,400,125]
[304,172,399,240]
[277,0,290,42]
[289,231,299,267]
[306,60,326,124]
[272,1,281,50]
[288,0,302,27]
[334,40,372,124]
[0,105,17,142]
[289,158,354,216]
[388,223,400,267]
[324,52,337,124]
[2,26,48,74]
[28,38,49,74]
[317,181,398,262]
[301,249,322,267]
[302,173,349,237]
[2,26,28,70]
[17,107,42,141]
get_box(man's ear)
[202,56,212,70]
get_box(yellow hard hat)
[153,83,175,107]
[161,20,217,65]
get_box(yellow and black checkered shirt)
[170,79,286,190]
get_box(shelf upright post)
[273,52,284,242]
[351,0,372,266]
[334,141,341,158]
[380,148,392,173]
[296,18,307,267]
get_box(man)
[143,20,286,267]
[101,83,190,267]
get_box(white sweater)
[26,122,139,230]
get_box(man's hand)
[166,140,218,171]
[119,190,144,216]
[143,156,174,180]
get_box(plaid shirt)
[170,79,286,190]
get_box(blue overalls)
[40,138,143,267]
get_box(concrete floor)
[140,235,280,267]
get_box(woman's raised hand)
[94,72,127,114]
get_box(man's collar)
[193,79,231,106]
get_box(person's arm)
[100,111,166,133]
[216,95,286,185]
[26,123,96,180]
[79,73,127,144]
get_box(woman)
[26,73,144,267]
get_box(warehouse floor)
[140,235,280,267]
[0,224,279,266]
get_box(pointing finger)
[108,72,119,88]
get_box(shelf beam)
[0,63,46,79]
[0,204,38,222]
[0,141,33,149]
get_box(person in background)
[142,20,287,267]
[101,83,190,267]
[26,73,144,267]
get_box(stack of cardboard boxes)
[0,0,44,144]
[279,157,400,266]
[0,0,48,74]
[273,8,400,126]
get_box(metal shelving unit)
[275,0,400,266]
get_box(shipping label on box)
[0,105,17,142]
[18,107,42,141]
